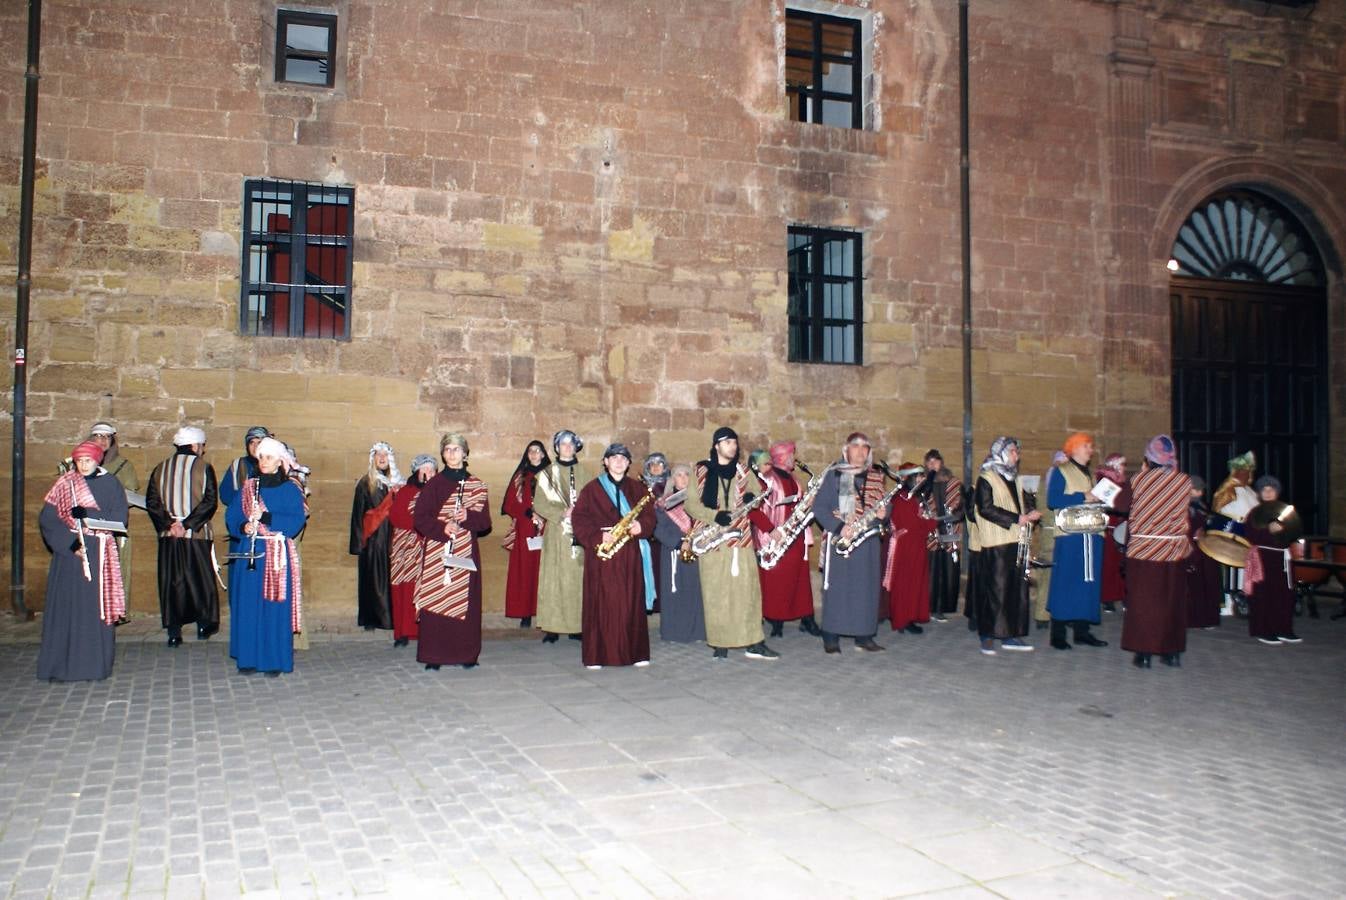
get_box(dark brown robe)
[571,474,656,667]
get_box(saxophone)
[595,491,653,560]
[834,483,903,558]
[689,483,770,557]
[757,462,831,571]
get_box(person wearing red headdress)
[37,441,129,682]
[748,441,821,638]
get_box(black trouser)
[1049,618,1095,642]
[821,630,874,645]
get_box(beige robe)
[533,459,590,634]
[686,463,763,649]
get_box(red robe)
[748,467,814,622]
[884,494,935,630]
[501,470,543,619]
[571,475,656,667]
[387,482,423,641]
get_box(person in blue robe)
[1045,432,1108,650]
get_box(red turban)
[71,441,104,463]
[1063,432,1093,457]
[769,441,795,467]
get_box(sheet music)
[1091,477,1122,506]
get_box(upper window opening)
[1170,190,1324,287]
[276,10,337,87]
[786,10,862,129]
[241,178,353,340]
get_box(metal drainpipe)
[959,0,974,495]
[11,0,42,620]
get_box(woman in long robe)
[884,466,935,634]
[749,442,820,637]
[1185,476,1222,629]
[37,441,128,682]
[219,426,270,651]
[1115,435,1191,668]
[501,440,550,628]
[226,438,307,676]
[413,434,491,670]
[388,454,435,647]
[1096,454,1128,613]
[572,444,657,668]
[1244,476,1299,644]
[653,464,706,643]
[350,442,401,631]
[533,430,588,642]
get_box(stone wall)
[0,0,1342,616]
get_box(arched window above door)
[1169,190,1324,287]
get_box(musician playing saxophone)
[570,444,657,669]
[1044,433,1108,651]
[685,427,780,661]
[812,432,889,655]
[748,441,822,639]
[971,436,1039,655]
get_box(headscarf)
[1189,474,1207,494]
[749,449,770,470]
[440,432,469,459]
[72,441,104,464]
[410,453,437,484]
[1063,432,1092,459]
[367,441,404,489]
[702,427,742,507]
[1144,434,1177,469]
[173,426,207,447]
[503,440,550,513]
[603,443,632,461]
[245,425,271,445]
[255,437,288,467]
[710,426,740,461]
[642,452,669,488]
[838,432,872,471]
[1253,475,1281,496]
[1098,453,1126,484]
[769,441,796,469]
[980,436,1019,481]
[1228,450,1256,473]
[552,430,583,455]
[89,422,116,437]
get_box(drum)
[1206,513,1245,536]
[1198,531,1250,568]
[1055,504,1108,535]
[1290,539,1332,587]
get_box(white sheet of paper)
[1091,477,1122,506]
[124,490,147,510]
[526,535,544,552]
[1018,475,1041,493]
[442,554,478,572]
[83,517,128,535]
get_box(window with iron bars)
[788,226,863,365]
[240,178,353,339]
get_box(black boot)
[767,619,784,638]
[799,615,823,637]
[520,616,532,629]
[393,637,409,648]
[166,629,182,648]
[542,632,559,644]
[1161,653,1182,668]
[1132,652,1151,669]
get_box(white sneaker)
[634,660,650,667]
[1256,636,1281,645]
[1001,639,1034,652]
[586,664,602,670]
[1278,634,1303,644]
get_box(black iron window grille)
[788,226,863,365]
[275,9,337,87]
[241,178,353,339]
[785,9,862,129]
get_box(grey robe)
[814,469,882,638]
[653,507,706,643]
[37,471,129,681]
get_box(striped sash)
[413,478,487,619]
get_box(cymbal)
[1246,501,1303,547]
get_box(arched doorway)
[1169,188,1330,532]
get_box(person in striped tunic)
[387,454,436,648]
[1115,434,1192,669]
[412,434,492,671]
[145,426,219,647]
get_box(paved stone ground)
[1,604,1343,899]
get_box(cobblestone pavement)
[2,605,1343,899]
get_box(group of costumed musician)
[412,434,492,671]
[225,436,307,676]
[749,441,821,639]
[813,432,889,654]
[969,436,1039,655]
[145,426,220,647]
[1043,432,1108,651]
[349,442,402,633]
[570,444,657,669]
[37,440,129,682]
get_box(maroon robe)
[387,482,423,641]
[748,468,814,622]
[1185,509,1222,628]
[1244,523,1295,639]
[501,470,543,619]
[884,493,934,630]
[412,470,491,666]
[1116,467,1191,655]
[571,474,656,667]
[1100,512,1127,606]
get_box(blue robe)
[219,456,258,651]
[1045,467,1103,624]
[226,478,306,673]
